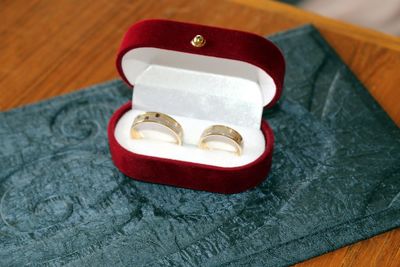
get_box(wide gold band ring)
[131,112,183,145]
[198,125,243,155]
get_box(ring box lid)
[116,19,285,130]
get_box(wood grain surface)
[0,0,399,266]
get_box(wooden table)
[1,0,399,266]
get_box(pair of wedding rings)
[131,112,244,155]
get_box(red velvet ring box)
[108,19,285,194]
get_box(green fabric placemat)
[0,25,399,266]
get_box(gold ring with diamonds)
[131,112,183,145]
[198,125,243,155]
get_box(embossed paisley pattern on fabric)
[0,26,399,266]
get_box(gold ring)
[198,125,243,155]
[131,112,183,145]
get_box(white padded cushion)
[115,109,265,167]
